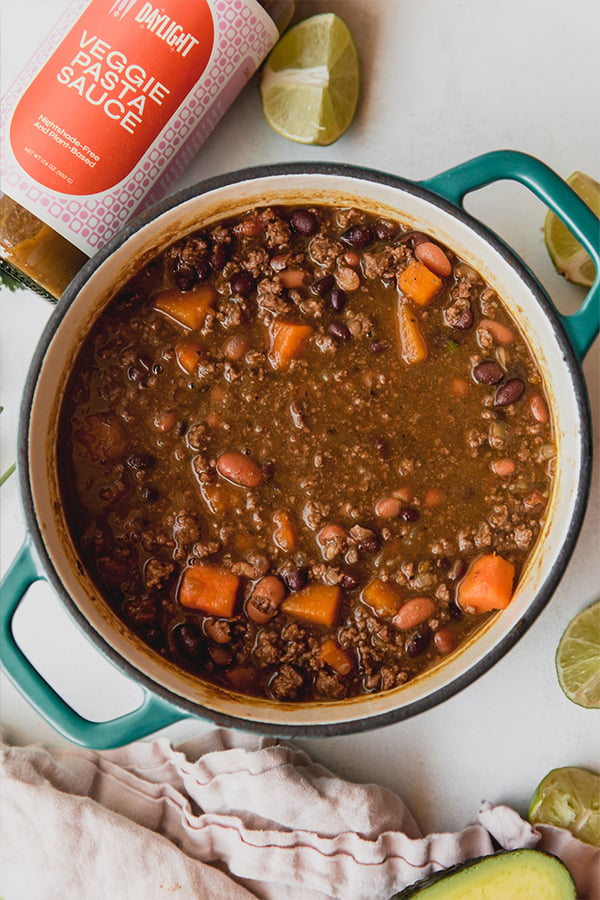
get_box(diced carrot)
[268,320,313,369]
[178,564,241,617]
[398,260,443,305]
[272,509,297,551]
[396,298,428,364]
[153,284,216,330]
[175,341,204,374]
[321,638,353,675]
[281,583,342,627]
[74,412,128,463]
[457,554,516,613]
[362,578,402,616]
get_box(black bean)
[373,220,396,241]
[400,506,420,522]
[174,623,201,658]
[283,566,308,592]
[495,378,525,407]
[406,629,431,657]
[290,209,319,236]
[341,224,374,248]
[398,230,428,246]
[341,573,360,590]
[145,627,164,649]
[452,304,474,330]
[448,601,463,621]
[312,274,335,296]
[141,486,159,502]
[127,453,156,470]
[327,322,351,341]
[448,559,468,582]
[230,270,256,297]
[329,288,347,312]
[473,360,504,384]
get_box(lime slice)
[555,599,600,708]
[260,13,360,145]
[544,171,599,287]
[528,766,600,848]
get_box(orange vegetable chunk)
[457,553,516,613]
[268,320,313,369]
[175,341,204,373]
[362,578,402,616]
[398,260,443,305]
[74,412,128,463]
[273,509,297,551]
[321,638,353,675]
[281,583,342,627]
[396,297,428,364]
[178,564,241,617]
[153,284,216,330]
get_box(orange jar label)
[10,0,214,194]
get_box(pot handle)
[0,541,187,749]
[420,149,599,360]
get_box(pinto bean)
[224,333,251,361]
[434,626,457,654]
[217,450,263,487]
[246,575,286,624]
[491,458,516,476]
[375,496,402,519]
[335,266,360,292]
[415,241,452,277]
[279,268,307,289]
[528,392,549,424]
[393,597,436,630]
[479,318,514,345]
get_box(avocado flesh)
[393,849,576,899]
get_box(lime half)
[544,171,599,287]
[260,13,360,145]
[555,599,600,708]
[529,766,600,848]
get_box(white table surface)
[1,0,599,837]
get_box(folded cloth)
[0,729,597,900]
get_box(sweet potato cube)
[175,341,204,374]
[362,578,402,617]
[74,412,128,463]
[281,583,342,627]
[396,298,428,364]
[321,638,353,675]
[178,564,240,617]
[268,320,313,369]
[398,260,443,306]
[153,284,216,330]
[457,554,516,613]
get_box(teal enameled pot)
[1,150,598,747]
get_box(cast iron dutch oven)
[1,150,599,747]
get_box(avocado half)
[391,849,576,899]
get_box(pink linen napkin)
[0,729,597,899]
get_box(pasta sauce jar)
[0,0,294,299]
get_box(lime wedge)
[544,171,599,287]
[528,766,600,848]
[260,13,360,145]
[555,599,600,708]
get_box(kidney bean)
[341,573,360,590]
[479,318,514,345]
[209,645,233,666]
[335,266,361,292]
[210,241,230,270]
[329,288,347,312]
[375,496,402,519]
[528,392,549,423]
[282,565,308,592]
[270,253,290,272]
[434,626,457,655]
[341,224,373,248]
[290,209,319,236]
[369,339,389,353]
[279,268,307,289]
[495,378,525,407]
[174,623,201,659]
[405,629,431,657]
[233,218,263,237]
[312,274,335,296]
[217,450,263,487]
[393,596,436,630]
[127,453,156,470]
[473,359,504,384]
[327,322,351,341]
[415,241,452,277]
[452,304,474,330]
[230,270,256,297]
[491,458,516,476]
[154,410,177,432]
